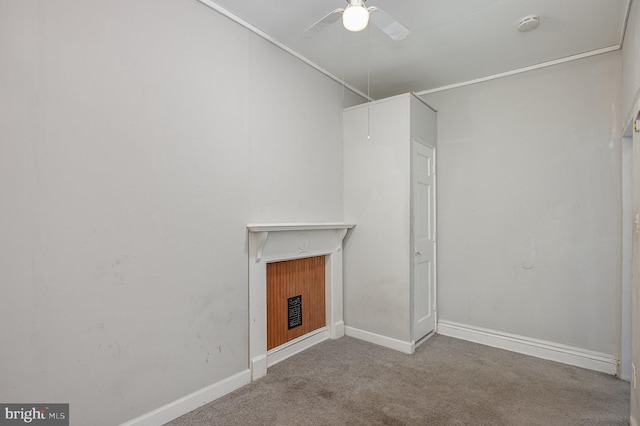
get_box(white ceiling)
[199,0,631,100]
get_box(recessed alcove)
[247,223,354,381]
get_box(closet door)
[631,115,640,421]
[413,139,436,341]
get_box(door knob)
[415,249,423,256]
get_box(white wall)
[343,94,437,347]
[0,1,358,424]
[423,51,622,356]
[622,0,640,125]
[343,96,413,342]
[621,0,640,422]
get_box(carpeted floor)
[166,335,630,425]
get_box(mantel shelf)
[247,223,355,233]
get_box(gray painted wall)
[343,96,413,342]
[622,0,640,126]
[423,51,622,355]
[343,94,436,345]
[0,0,357,424]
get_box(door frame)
[630,110,640,426]
[622,119,635,381]
[411,137,437,345]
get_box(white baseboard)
[415,330,436,349]
[120,369,251,426]
[267,328,329,368]
[344,326,415,354]
[437,320,618,375]
[251,354,267,381]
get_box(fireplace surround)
[247,223,354,380]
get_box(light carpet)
[167,334,630,425]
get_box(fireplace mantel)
[248,223,354,262]
[248,223,354,232]
[247,223,354,380]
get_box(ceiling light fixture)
[343,0,369,32]
[304,0,408,41]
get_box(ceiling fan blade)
[368,7,409,41]
[303,8,344,37]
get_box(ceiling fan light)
[343,4,369,32]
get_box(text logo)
[0,404,68,426]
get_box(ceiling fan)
[304,0,409,41]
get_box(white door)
[413,140,436,341]
[631,114,640,420]
[622,121,635,381]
